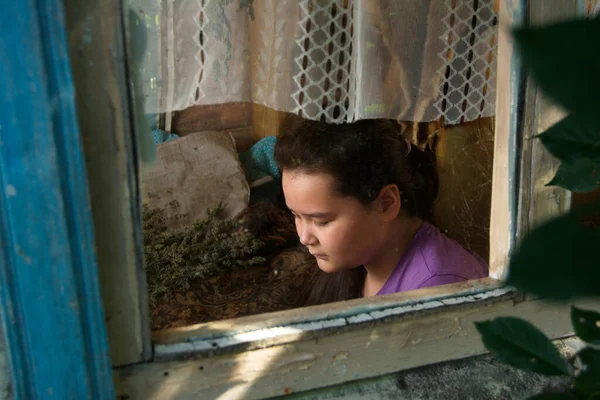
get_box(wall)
[281,337,580,400]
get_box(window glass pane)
[124,0,497,331]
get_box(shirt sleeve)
[418,274,468,289]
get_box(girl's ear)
[375,184,401,220]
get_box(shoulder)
[378,222,489,295]
[414,222,488,286]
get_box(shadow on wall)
[277,337,578,400]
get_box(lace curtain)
[130,0,498,124]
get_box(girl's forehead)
[282,170,334,188]
[282,171,341,211]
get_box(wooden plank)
[252,103,291,139]
[171,103,253,135]
[516,0,576,239]
[274,337,583,400]
[152,278,504,346]
[115,295,600,400]
[488,0,525,280]
[64,0,151,365]
[228,127,257,152]
[528,0,578,227]
[518,87,569,240]
[513,0,577,303]
[0,0,114,397]
[152,284,513,362]
[171,102,298,142]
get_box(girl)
[274,119,488,305]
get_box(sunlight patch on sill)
[154,286,514,360]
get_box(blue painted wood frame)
[0,0,115,398]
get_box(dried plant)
[143,201,265,305]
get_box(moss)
[142,201,266,305]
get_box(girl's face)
[282,170,388,273]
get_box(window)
[61,1,597,399]
[131,0,499,332]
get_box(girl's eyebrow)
[304,212,332,218]
[306,213,333,218]
[287,208,332,218]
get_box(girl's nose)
[297,220,318,246]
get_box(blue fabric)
[238,136,280,182]
[153,129,180,144]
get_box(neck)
[362,213,423,297]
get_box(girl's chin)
[315,259,337,273]
[316,258,352,274]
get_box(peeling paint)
[5,185,16,197]
[347,314,373,324]
[155,342,195,358]
[155,286,514,359]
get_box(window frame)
[65,0,597,399]
[0,0,114,398]
[63,0,152,366]
[115,286,598,400]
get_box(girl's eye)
[314,220,331,227]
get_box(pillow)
[141,131,250,232]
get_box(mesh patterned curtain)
[131,0,499,124]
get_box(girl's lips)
[311,253,328,259]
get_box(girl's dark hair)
[275,118,439,305]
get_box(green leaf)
[571,307,600,345]
[475,317,571,376]
[506,202,600,300]
[513,17,600,124]
[547,159,600,193]
[539,115,600,164]
[575,348,600,394]
[528,393,577,400]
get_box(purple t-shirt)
[377,222,488,295]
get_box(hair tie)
[404,138,412,156]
